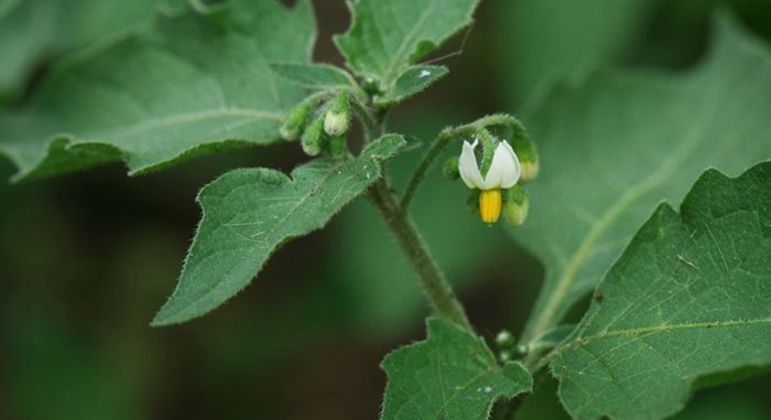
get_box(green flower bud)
[502,184,529,226]
[495,329,516,363]
[323,92,350,136]
[280,101,312,141]
[521,159,539,182]
[511,133,539,182]
[362,76,380,96]
[301,118,326,156]
[442,156,460,180]
[495,330,514,348]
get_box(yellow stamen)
[479,189,502,224]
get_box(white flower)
[458,139,521,190]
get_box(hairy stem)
[353,98,471,330]
[369,178,472,330]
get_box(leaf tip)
[149,305,181,328]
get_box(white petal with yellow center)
[458,140,484,189]
[458,139,521,190]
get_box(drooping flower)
[458,138,521,224]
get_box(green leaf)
[375,65,449,106]
[495,0,656,108]
[0,0,177,101]
[0,0,22,17]
[334,0,479,88]
[381,318,532,420]
[514,16,771,343]
[0,0,315,181]
[270,62,355,91]
[550,162,771,419]
[526,324,575,354]
[151,134,406,326]
[188,0,228,14]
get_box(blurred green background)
[2,0,771,419]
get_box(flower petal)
[458,140,484,189]
[483,141,521,189]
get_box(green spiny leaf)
[550,161,771,419]
[151,134,406,326]
[0,0,316,181]
[381,318,532,420]
[513,16,771,343]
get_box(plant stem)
[400,135,449,210]
[369,178,472,330]
[354,98,471,330]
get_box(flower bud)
[502,184,529,226]
[323,92,350,136]
[280,102,312,141]
[442,156,460,180]
[301,118,326,156]
[495,329,515,363]
[495,330,514,348]
[511,134,539,182]
[520,160,539,182]
[362,76,380,95]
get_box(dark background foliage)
[1,0,770,418]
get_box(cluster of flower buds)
[495,330,516,363]
[279,91,351,158]
[444,125,538,226]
